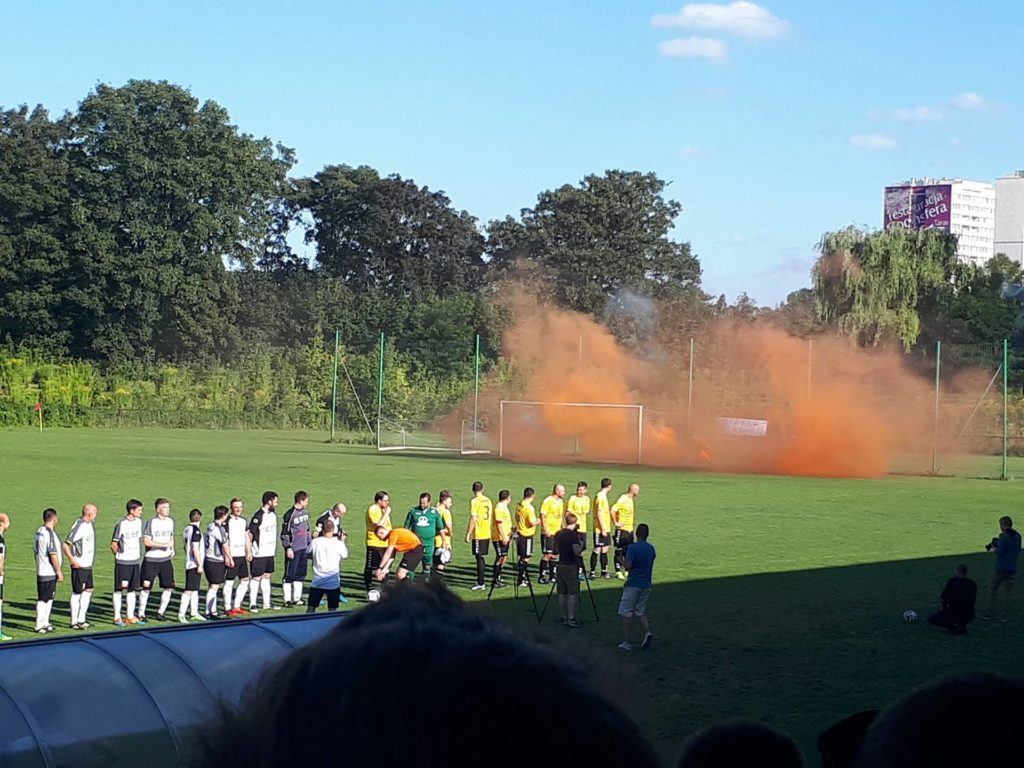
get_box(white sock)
[206,587,218,615]
[190,591,199,617]
[261,578,271,608]
[126,592,137,618]
[248,580,259,607]
[82,591,92,623]
[159,590,173,615]
[46,600,54,626]
[36,601,46,630]
[0,599,4,632]
[283,582,293,604]
[114,591,123,621]
[70,593,81,625]
[178,592,190,620]
[235,579,249,609]
[293,582,303,604]
[224,582,234,611]
[139,590,151,617]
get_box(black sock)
[363,568,372,591]
[548,560,556,579]
[600,552,608,571]
[476,555,485,585]
[493,563,503,582]
[538,561,546,579]
[590,552,598,571]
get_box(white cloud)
[680,146,708,157]
[849,133,897,150]
[952,92,987,110]
[867,105,944,122]
[659,36,730,63]
[652,2,789,40]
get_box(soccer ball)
[439,547,452,564]
[902,609,918,623]
[367,589,382,603]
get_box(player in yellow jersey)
[538,483,565,584]
[566,481,591,576]
[514,487,538,587]
[612,483,640,580]
[432,489,454,573]
[463,481,492,590]
[589,477,614,579]
[490,489,513,587]
[364,491,392,594]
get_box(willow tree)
[812,226,962,349]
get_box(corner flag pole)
[377,332,385,450]
[330,329,340,442]
[932,340,941,474]
[473,334,481,449]
[1003,338,1009,480]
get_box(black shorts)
[251,556,275,577]
[471,539,490,557]
[577,531,588,553]
[541,535,557,555]
[614,530,635,550]
[114,562,142,592]
[516,534,534,559]
[204,561,227,585]
[226,558,249,579]
[400,546,424,572]
[365,546,385,572]
[284,549,309,581]
[141,559,175,589]
[492,539,510,558]
[37,578,57,602]
[593,532,612,548]
[71,567,94,593]
[185,567,202,591]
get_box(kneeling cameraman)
[928,564,976,635]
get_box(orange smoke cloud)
[449,292,987,478]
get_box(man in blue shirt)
[617,522,655,651]
[983,515,1021,620]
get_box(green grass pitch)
[0,427,1021,759]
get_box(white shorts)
[617,586,651,618]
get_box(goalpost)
[498,400,644,464]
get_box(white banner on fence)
[715,417,768,437]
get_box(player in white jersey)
[225,497,251,616]
[0,512,10,641]
[63,504,97,629]
[203,505,233,619]
[179,508,206,622]
[35,508,63,633]
[140,498,176,621]
[247,491,280,612]
[111,500,145,626]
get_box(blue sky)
[2,1,1021,304]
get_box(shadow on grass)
[477,551,1016,763]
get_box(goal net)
[499,401,643,464]
[376,417,492,455]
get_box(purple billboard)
[883,184,952,231]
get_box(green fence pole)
[1003,338,1009,480]
[330,329,340,442]
[377,332,385,449]
[932,340,941,474]
[473,334,481,449]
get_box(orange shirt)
[388,528,421,552]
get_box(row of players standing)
[362,477,640,594]
[7,491,342,635]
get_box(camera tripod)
[486,540,540,620]
[537,556,599,623]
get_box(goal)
[498,401,643,464]
[376,417,492,455]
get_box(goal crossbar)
[498,400,643,463]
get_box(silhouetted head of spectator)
[854,674,1024,768]
[677,720,805,768]
[199,582,659,768]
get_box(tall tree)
[293,165,485,297]
[486,170,702,314]
[0,105,71,352]
[60,80,294,360]
[813,227,961,348]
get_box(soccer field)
[0,427,1020,759]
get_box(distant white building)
[995,171,1024,268]
[884,178,995,266]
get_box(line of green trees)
[3,80,1022,430]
